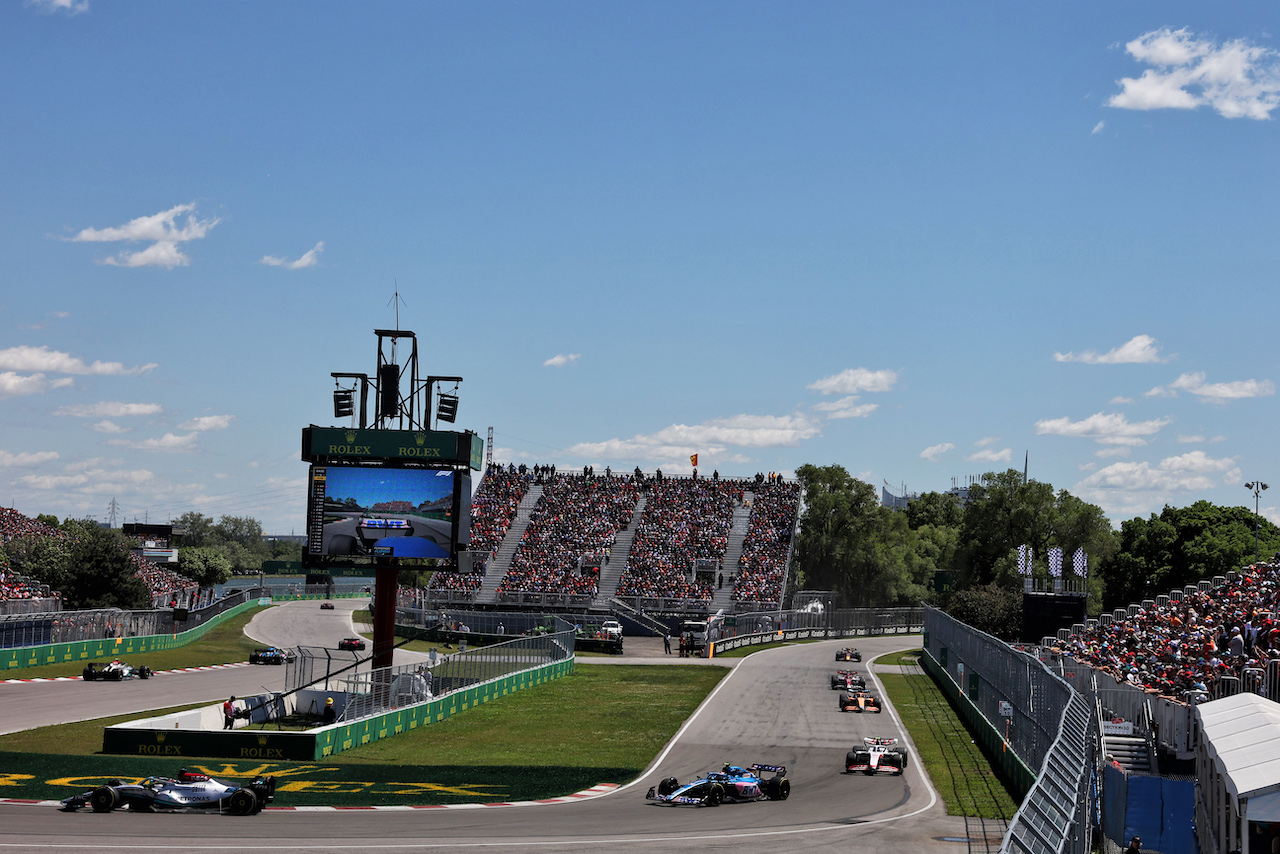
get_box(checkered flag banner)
[1048,547,1063,578]
[1073,548,1088,578]
[1018,544,1032,576]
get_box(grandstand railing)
[497,591,594,608]
[923,605,1093,854]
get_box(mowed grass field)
[873,650,1019,820]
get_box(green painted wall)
[1,599,260,672]
[103,658,575,761]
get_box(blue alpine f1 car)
[645,763,790,806]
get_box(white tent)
[1195,692,1280,853]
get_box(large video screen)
[305,465,471,568]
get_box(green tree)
[2,535,71,592]
[172,511,214,547]
[177,546,234,587]
[907,491,963,530]
[58,524,150,610]
[945,583,1023,640]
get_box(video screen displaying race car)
[835,647,862,662]
[249,647,295,665]
[338,637,366,651]
[839,691,882,713]
[830,669,866,690]
[61,769,275,815]
[82,660,152,681]
[845,737,908,775]
[645,763,790,806]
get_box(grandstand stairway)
[475,484,543,604]
[708,497,752,613]
[592,496,646,606]
[1103,734,1154,775]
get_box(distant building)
[122,523,183,564]
[880,486,918,511]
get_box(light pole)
[1245,481,1269,566]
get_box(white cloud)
[68,203,219,269]
[568,412,821,463]
[1147,371,1275,403]
[920,443,954,462]
[0,450,60,467]
[54,401,162,418]
[1111,396,1135,405]
[812,396,878,419]
[0,345,157,376]
[26,0,88,14]
[975,436,1001,447]
[807,367,898,395]
[967,448,1012,463]
[1034,411,1171,446]
[0,372,75,398]
[262,241,324,270]
[1053,334,1165,364]
[89,420,130,434]
[543,353,581,368]
[1092,121,1105,134]
[1177,434,1204,444]
[1108,28,1280,120]
[178,414,235,431]
[1076,450,1239,496]
[108,432,199,453]
[22,465,154,492]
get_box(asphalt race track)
[0,601,985,852]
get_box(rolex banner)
[303,427,482,469]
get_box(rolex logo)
[415,432,426,446]
[257,735,269,746]
[155,733,166,743]
[345,430,357,443]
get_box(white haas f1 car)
[845,737,908,775]
[82,660,152,681]
[60,769,276,815]
[646,763,790,806]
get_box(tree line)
[791,464,1280,639]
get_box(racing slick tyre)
[227,788,258,816]
[89,787,117,813]
[138,666,152,679]
[894,751,908,769]
[657,777,679,796]
[705,784,724,807]
[775,779,791,800]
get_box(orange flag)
[690,454,698,467]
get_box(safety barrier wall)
[708,610,924,656]
[923,605,1094,854]
[102,657,574,761]
[0,598,261,671]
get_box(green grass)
[326,665,726,767]
[712,638,824,658]
[0,702,209,753]
[877,652,1018,820]
[2,605,269,679]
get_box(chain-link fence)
[0,590,256,648]
[711,606,923,641]
[285,616,575,723]
[923,605,1094,854]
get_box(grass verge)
[877,651,1018,820]
[0,664,725,806]
[2,606,269,680]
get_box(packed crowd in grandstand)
[428,465,532,595]
[1058,560,1280,700]
[497,472,639,597]
[732,480,800,604]
[616,477,739,601]
[0,506,194,604]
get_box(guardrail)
[709,616,924,656]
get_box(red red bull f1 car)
[835,647,862,662]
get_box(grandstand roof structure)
[1197,692,1280,820]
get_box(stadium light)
[1246,481,1269,567]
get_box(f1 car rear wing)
[864,737,898,746]
[749,763,787,775]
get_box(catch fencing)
[285,616,576,723]
[923,605,1094,854]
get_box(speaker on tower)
[378,364,399,419]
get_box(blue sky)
[3,2,1279,535]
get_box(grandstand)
[425,465,800,616]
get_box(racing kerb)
[923,605,1094,854]
[102,624,577,761]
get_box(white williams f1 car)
[60,769,276,815]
